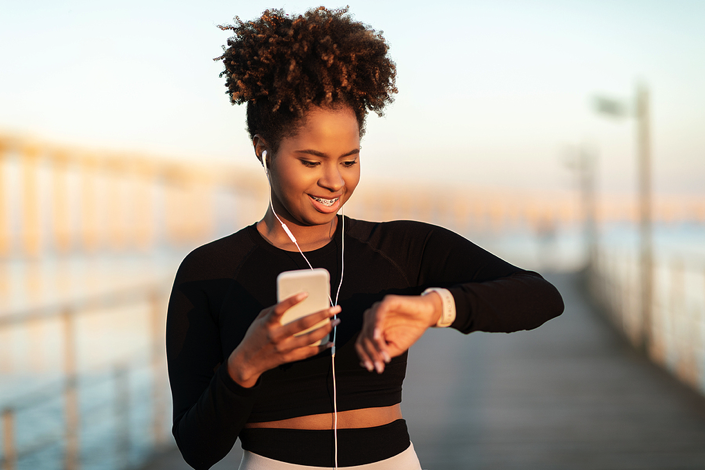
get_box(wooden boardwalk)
[141,273,705,470]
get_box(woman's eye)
[343,160,358,167]
[301,160,319,167]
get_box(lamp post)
[562,145,598,270]
[593,83,653,355]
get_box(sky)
[1,0,704,195]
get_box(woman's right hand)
[227,293,341,388]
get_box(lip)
[308,194,342,214]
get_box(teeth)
[311,196,338,207]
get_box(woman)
[166,7,563,470]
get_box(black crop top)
[166,217,564,469]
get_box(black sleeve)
[166,251,258,470]
[414,224,564,334]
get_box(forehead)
[281,106,360,149]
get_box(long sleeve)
[166,250,258,470]
[409,222,564,333]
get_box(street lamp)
[562,144,598,270]
[593,83,653,355]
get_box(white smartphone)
[276,268,331,346]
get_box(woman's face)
[266,105,361,227]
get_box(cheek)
[275,164,308,195]
[344,169,361,196]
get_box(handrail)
[0,281,170,470]
[587,248,705,397]
[0,281,168,328]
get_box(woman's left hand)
[355,292,442,374]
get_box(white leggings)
[238,442,423,470]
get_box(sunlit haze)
[1,0,704,194]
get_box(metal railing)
[587,248,705,395]
[0,283,170,470]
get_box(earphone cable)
[265,156,342,469]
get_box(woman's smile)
[308,194,341,212]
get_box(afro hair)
[215,6,397,151]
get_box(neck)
[257,209,338,252]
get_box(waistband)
[238,441,422,470]
[239,419,410,467]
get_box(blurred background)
[1,1,704,469]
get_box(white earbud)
[262,150,269,177]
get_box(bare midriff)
[243,404,402,430]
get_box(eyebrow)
[294,148,360,158]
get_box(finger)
[271,292,309,318]
[365,301,392,360]
[363,335,387,373]
[355,331,386,373]
[371,301,391,350]
[357,305,382,370]
[280,305,341,337]
[275,317,339,364]
[288,317,340,350]
[283,334,337,363]
[359,303,380,338]
[361,301,395,370]
[355,339,374,372]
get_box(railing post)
[134,159,155,252]
[80,154,99,253]
[63,309,80,470]
[0,137,10,257]
[52,151,72,253]
[2,408,16,470]
[150,291,165,447]
[671,259,683,359]
[21,144,41,257]
[106,157,127,251]
[115,365,129,469]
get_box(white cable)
[266,158,342,469]
[331,206,343,469]
[269,194,314,270]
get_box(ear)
[253,135,269,167]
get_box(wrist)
[421,291,443,327]
[227,349,260,388]
[421,288,456,328]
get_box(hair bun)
[215,7,397,117]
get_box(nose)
[318,163,344,192]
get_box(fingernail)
[375,361,384,374]
[296,292,307,300]
[330,306,341,315]
[373,328,381,340]
[365,361,374,372]
[331,318,341,327]
[382,351,391,363]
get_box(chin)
[304,213,338,226]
